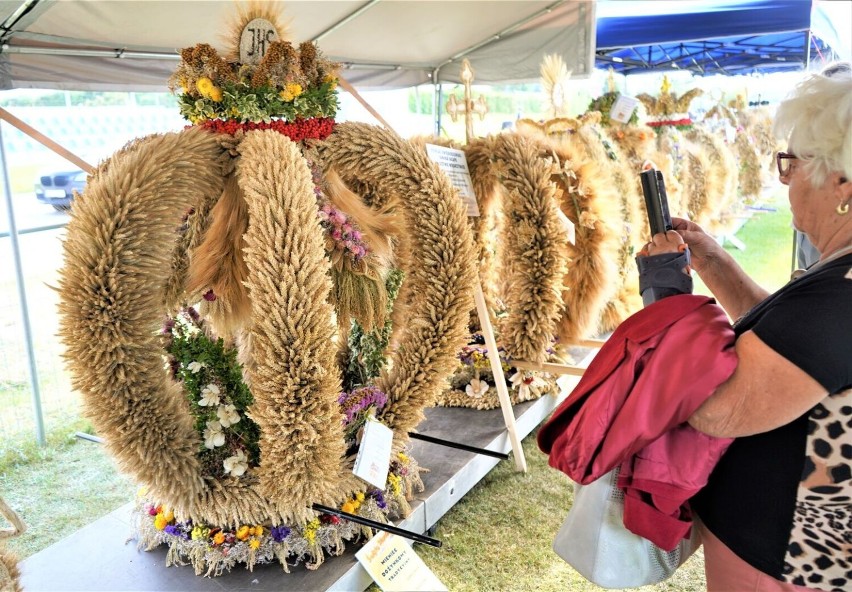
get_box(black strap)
[636,250,693,306]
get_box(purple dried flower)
[164,524,180,537]
[203,290,217,302]
[186,307,200,322]
[371,489,387,509]
[270,525,291,542]
[162,318,175,335]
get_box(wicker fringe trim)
[316,122,477,436]
[57,128,226,509]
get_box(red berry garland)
[195,117,336,142]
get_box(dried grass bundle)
[0,497,23,592]
[236,130,346,521]
[57,128,227,510]
[517,128,623,345]
[735,130,764,202]
[185,172,252,338]
[472,133,568,362]
[316,122,477,435]
[686,127,740,235]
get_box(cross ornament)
[445,59,489,143]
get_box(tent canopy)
[0,0,595,91]
[595,0,850,76]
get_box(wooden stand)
[472,280,528,472]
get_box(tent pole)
[433,68,442,136]
[0,122,45,445]
[804,29,812,70]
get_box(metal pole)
[0,121,45,444]
[407,431,510,460]
[433,68,442,136]
[312,504,442,547]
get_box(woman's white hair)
[773,62,852,187]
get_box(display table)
[20,373,582,592]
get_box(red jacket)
[538,294,737,550]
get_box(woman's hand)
[670,217,721,273]
[645,229,685,256]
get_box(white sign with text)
[352,417,393,489]
[356,531,448,592]
[610,94,639,123]
[425,143,480,217]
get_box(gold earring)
[838,202,850,215]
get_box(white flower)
[217,404,241,428]
[223,449,248,477]
[187,361,204,373]
[465,378,489,399]
[510,371,548,400]
[203,420,225,449]
[199,383,220,407]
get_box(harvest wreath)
[57,6,475,576]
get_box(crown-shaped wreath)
[56,3,478,578]
[636,75,703,130]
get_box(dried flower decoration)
[169,40,340,124]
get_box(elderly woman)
[646,63,852,591]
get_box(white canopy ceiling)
[0,0,596,91]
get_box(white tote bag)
[552,467,698,589]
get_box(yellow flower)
[355,492,365,502]
[388,473,402,496]
[279,82,303,102]
[254,525,263,537]
[191,526,209,540]
[212,532,225,545]
[154,514,168,530]
[341,501,357,514]
[163,509,174,522]
[397,453,409,463]
[196,77,215,98]
[209,86,223,102]
[236,525,250,541]
[324,74,338,89]
[249,538,261,550]
[304,518,320,545]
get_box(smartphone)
[639,169,673,236]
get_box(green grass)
[722,191,793,293]
[0,420,134,559]
[416,433,706,592]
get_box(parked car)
[35,168,87,211]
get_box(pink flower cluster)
[318,203,369,262]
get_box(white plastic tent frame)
[0,0,596,90]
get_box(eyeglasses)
[776,151,798,176]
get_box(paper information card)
[425,143,480,217]
[610,94,639,123]
[352,417,393,489]
[356,531,448,592]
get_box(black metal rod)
[75,432,104,444]
[407,432,509,460]
[312,504,441,548]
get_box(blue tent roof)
[595,0,849,75]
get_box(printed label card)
[425,143,480,217]
[356,531,448,592]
